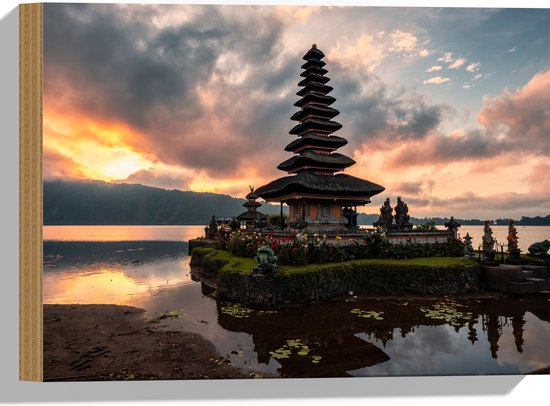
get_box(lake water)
[43,225,550,377]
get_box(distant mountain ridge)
[44,180,549,226]
[44,180,283,225]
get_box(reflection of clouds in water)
[43,251,192,305]
[351,321,524,376]
[43,268,150,305]
[495,312,550,373]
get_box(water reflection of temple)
[212,294,548,377]
[482,313,526,357]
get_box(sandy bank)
[44,304,267,381]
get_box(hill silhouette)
[44,180,283,225]
[44,180,549,226]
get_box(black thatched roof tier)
[293,93,336,108]
[290,105,339,122]
[303,46,325,61]
[255,171,385,201]
[300,66,328,77]
[290,119,342,136]
[284,133,348,152]
[277,151,355,173]
[298,74,330,87]
[236,211,267,222]
[297,83,333,97]
[245,190,259,200]
[301,59,326,70]
[243,200,261,208]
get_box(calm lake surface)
[43,225,550,377]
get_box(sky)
[43,2,549,219]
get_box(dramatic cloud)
[465,62,480,72]
[387,30,431,61]
[327,34,384,72]
[448,58,466,69]
[385,70,550,169]
[526,161,550,195]
[426,65,442,72]
[437,52,453,63]
[424,77,451,85]
[44,3,293,182]
[392,180,435,195]
[477,69,550,155]
[118,168,193,191]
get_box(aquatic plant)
[268,338,322,364]
[419,301,474,326]
[350,308,384,320]
[220,303,254,318]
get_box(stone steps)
[508,277,548,295]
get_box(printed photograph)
[42,3,549,381]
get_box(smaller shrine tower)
[236,186,267,229]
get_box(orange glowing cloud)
[44,102,156,182]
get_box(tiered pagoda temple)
[256,45,385,231]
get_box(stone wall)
[191,248,480,307]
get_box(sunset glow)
[43,4,550,218]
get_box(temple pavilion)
[255,45,385,232]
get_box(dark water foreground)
[44,241,550,378]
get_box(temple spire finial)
[312,43,317,48]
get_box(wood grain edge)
[19,2,43,382]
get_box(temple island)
[189,45,550,306]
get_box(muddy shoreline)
[44,304,269,381]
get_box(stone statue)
[507,219,519,252]
[482,221,495,252]
[205,215,218,239]
[253,245,278,275]
[229,217,240,231]
[527,240,550,255]
[444,216,461,239]
[463,233,474,259]
[394,197,413,231]
[374,198,393,229]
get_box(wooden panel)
[309,202,319,220]
[19,3,43,382]
[331,204,342,220]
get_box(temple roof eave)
[277,153,356,172]
[284,134,348,152]
[255,172,385,201]
[289,119,343,136]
